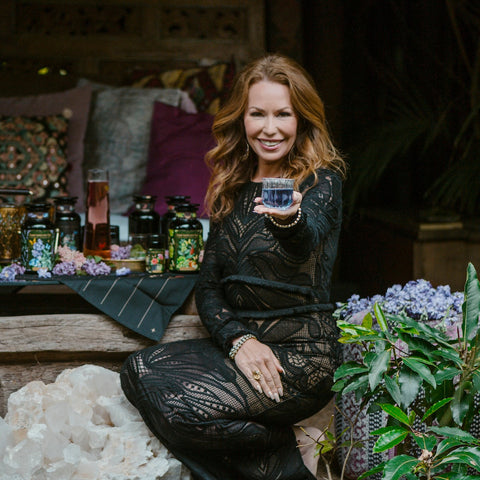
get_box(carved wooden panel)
[160,6,247,40]
[16,3,142,36]
[0,0,265,94]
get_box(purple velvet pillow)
[141,102,214,218]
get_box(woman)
[120,54,346,480]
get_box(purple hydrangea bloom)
[81,259,111,276]
[37,268,52,279]
[0,266,18,281]
[115,267,131,276]
[9,263,26,275]
[52,261,77,276]
[336,279,464,325]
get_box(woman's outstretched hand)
[233,337,284,402]
[253,191,302,221]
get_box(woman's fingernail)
[279,387,284,397]
[256,385,263,394]
[274,393,280,403]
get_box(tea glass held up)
[261,178,294,210]
[83,168,110,259]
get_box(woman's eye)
[250,111,263,117]
[278,111,292,117]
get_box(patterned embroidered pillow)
[0,114,69,202]
[0,85,92,211]
[130,60,236,115]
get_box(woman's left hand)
[234,337,284,403]
[253,191,302,221]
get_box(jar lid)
[165,195,191,204]
[26,203,52,212]
[53,196,78,205]
[175,202,197,212]
[133,194,157,202]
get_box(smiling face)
[244,80,298,174]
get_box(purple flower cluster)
[81,259,111,276]
[52,261,77,276]
[336,279,464,324]
[110,245,132,260]
[0,263,26,281]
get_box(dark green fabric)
[57,274,198,340]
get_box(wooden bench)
[0,283,333,433]
[0,284,208,417]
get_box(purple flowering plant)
[318,263,480,480]
[335,279,464,328]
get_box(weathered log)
[0,313,209,417]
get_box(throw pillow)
[130,60,236,115]
[141,102,214,218]
[81,83,185,214]
[0,114,69,201]
[0,85,92,211]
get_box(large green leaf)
[382,455,419,480]
[379,403,411,426]
[398,370,422,409]
[374,302,389,332]
[384,375,403,406]
[412,432,437,451]
[428,426,477,443]
[451,384,474,427]
[437,447,480,471]
[334,362,369,382]
[397,316,453,348]
[403,357,436,388]
[436,437,480,457]
[422,397,453,422]
[342,375,369,396]
[357,463,385,480]
[435,366,462,384]
[373,427,409,453]
[369,350,391,390]
[462,263,480,342]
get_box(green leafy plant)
[344,0,480,218]
[328,262,480,479]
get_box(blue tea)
[262,188,293,209]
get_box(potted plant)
[343,0,480,219]
[313,263,480,479]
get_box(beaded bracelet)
[267,207,302,229]
[228,334,257,360]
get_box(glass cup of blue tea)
[262,178,294,210]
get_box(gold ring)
[252,370,262,381]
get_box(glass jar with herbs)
[168,203,203,273]
[20,203,59,272]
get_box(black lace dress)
[120,169,343,480]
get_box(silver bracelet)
[267,207,302,229]
[228,334,256,360]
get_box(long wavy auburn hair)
[204,54,346,222]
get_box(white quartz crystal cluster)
[0,365,190,480]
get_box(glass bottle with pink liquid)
[83,168,110,259]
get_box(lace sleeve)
[265,169,343,256]
[195,223,256,354]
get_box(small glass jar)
[20,203,59,272]
[54,196,81,251]
[129,195,160,236]
[161,195,191,235]
[168,203,203,272]
[146,234,166,274]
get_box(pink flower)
[57,246,87,269]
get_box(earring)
[242,141,250,160]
